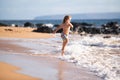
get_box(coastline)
[0,39,102,80]
[0,26,102,80]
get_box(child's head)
[63,15,71,23]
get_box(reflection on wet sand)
[58,61,64,80]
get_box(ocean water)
[63,35,120,80]
[0,19,120,27]
[1,34,120,80]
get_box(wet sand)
[0,26,102,80]
[0,62,40,80]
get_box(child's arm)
[53,25,63,34]
[69,23,73,32]
[69,23,73,28]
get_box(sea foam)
[61,35,120,80]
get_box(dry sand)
[0,26,53,38]
[0,26,102,80]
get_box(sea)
[1,34,120,80]
[0,19,120,27]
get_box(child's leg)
[61,39,68,56]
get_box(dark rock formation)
[101,22,120,34]
[33,26,53,33]
[33,21,120,34]
[103,36,111,38]
[24,22,34,27]
[0,23,8,26]
[71,22,100,34]
[83,27,101,34]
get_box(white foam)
[43,23,54,28]
[63,35,120,80]
[10,34,62,55]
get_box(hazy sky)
[0,0,120,20]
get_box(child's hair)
[62,15,71,23]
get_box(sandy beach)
[0,26,103,80]
[0,26,53,38]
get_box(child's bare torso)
[61,23,71,35]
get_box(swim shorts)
[61,33,68,41]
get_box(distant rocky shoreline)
[0,21,120,35]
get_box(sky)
[0,0,120,20]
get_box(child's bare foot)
[61,50,64,56]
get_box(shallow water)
[1,34,120,80]
[64,35,120,80]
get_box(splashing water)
[62,35,120,80]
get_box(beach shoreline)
[0,39,102,80]
[0,26,102,80]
